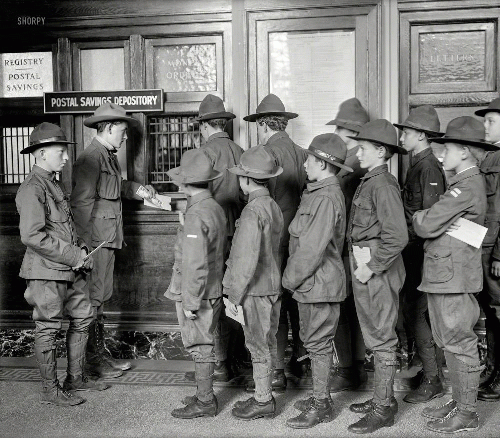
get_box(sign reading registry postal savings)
[44,89,164,114]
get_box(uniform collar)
[248,188,270,202]
[411,147,433,166]
[186,191,213,209]
[266,131,289,145]
[207,132,229,142]
[95,136,117,155]
[32,164,56,181]
[448,166,480,185]
[306,175,339,192]
[361,164,388,180]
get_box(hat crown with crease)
[194,94,235,121]
[326,98,369,132]
[84,102,140,128]
[394,105,441,135]
[21,122,76,154]
[475,97,500,117]
[306,133,353,173]
[350,119,408,155]
[228,145,283,179]
[243,94,298,122]
[166,148,222,184]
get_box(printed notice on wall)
[0,52,53,97]
[269,31,355,148]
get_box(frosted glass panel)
[81,48,125,91]
[270,31,355,148]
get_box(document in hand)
[223,297,246,326]
[445,217,488,249]
[144,194,172,211]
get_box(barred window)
[148,115,200,192]
[1,125,36,184]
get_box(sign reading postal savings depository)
[44,89,163,114]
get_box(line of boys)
[167,93,500,435]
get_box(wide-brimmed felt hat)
[475,97,500,117]
[430,116,499,151]
[228,145,283,179]
[326,98,369,133]
[21,122,76,154]
[243,94,298,122]
[348,119,408,155]
[167,149,223,184]
[305,133,353,173]
[84,102,140,128]
[394,105,443,137]
[194,94,235,122]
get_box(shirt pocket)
[289,203,311,237]
[404,182,422,207]
[424,247,454,283]
[91,210,117,244]
[352,196,373,227]
[98,169,120,200]
[45,193,69,223]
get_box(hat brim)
[305,149,353,173]
[243,111,298,122]
[429,136,500,151]
[348,135,408,155]
[475,108,500,117]
[166,167,223,184]
[228,164,283,179]
[194,111,236,122]
[20,140,77,154]
[84,114,141,128]
[393,122,443,137]
[325,119,363,133]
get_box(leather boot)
[478,367,500,401]
[348,403,395,434]
[85,320,123,378]
[372,352,397,408]
[96,318,131,371]
[426,408,479,433]
[195,362,215,402]
[184,360,230,383]
[403,375,444,404]
[63,374,109,392]
[287,398,335,429]
[421,399,457,420]
[231,396,276,420]
[330,366,360,392]
[349,397,398,415]
[449,354,481,413]
[171,396,218,419]
[245,368,287,393]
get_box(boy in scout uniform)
[346,119,409,434]
[244,94,308,388]
[71,103,157,379]
[282,134,352,429]
[413,116,490,433]
[195,94,244,382]
[16,123,107,407]
[394,105,447,403]
[165,149,227,419]
[223,146,284,420]
[326,97,370,392]
[474,98,500,401]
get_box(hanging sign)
[43,89,164,114]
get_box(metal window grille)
[148,115,200,191]
[1,125,36,184]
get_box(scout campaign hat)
[167,148,223,184]
[84,102,140,128]
[475,97,500,117]
[228,145,283,179]
[243,94,298,122]
[326,98,369,133]
[349,119,408,155]
[194,94,236,121]
[393,105,443,137]
[430,116,499,151]
[305,133,353,173]
[21,122,76,154]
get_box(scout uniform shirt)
[348,164,408,274]
[165,191,227,311]
[413,166,487,293]
[263,131,308,250]
[70,137,142,250]
[16,165,83,281]
[201,131,243,237]
[480,149,500,258]
[283,176,347,303]
[403,148,446,240]
[222,188,283,305]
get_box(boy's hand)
[446,222,460,232]
[226,301,239,317]
[354,263,374,284]
[492,261,500,277]
[183,309,197,320]
[73,249,88,271]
